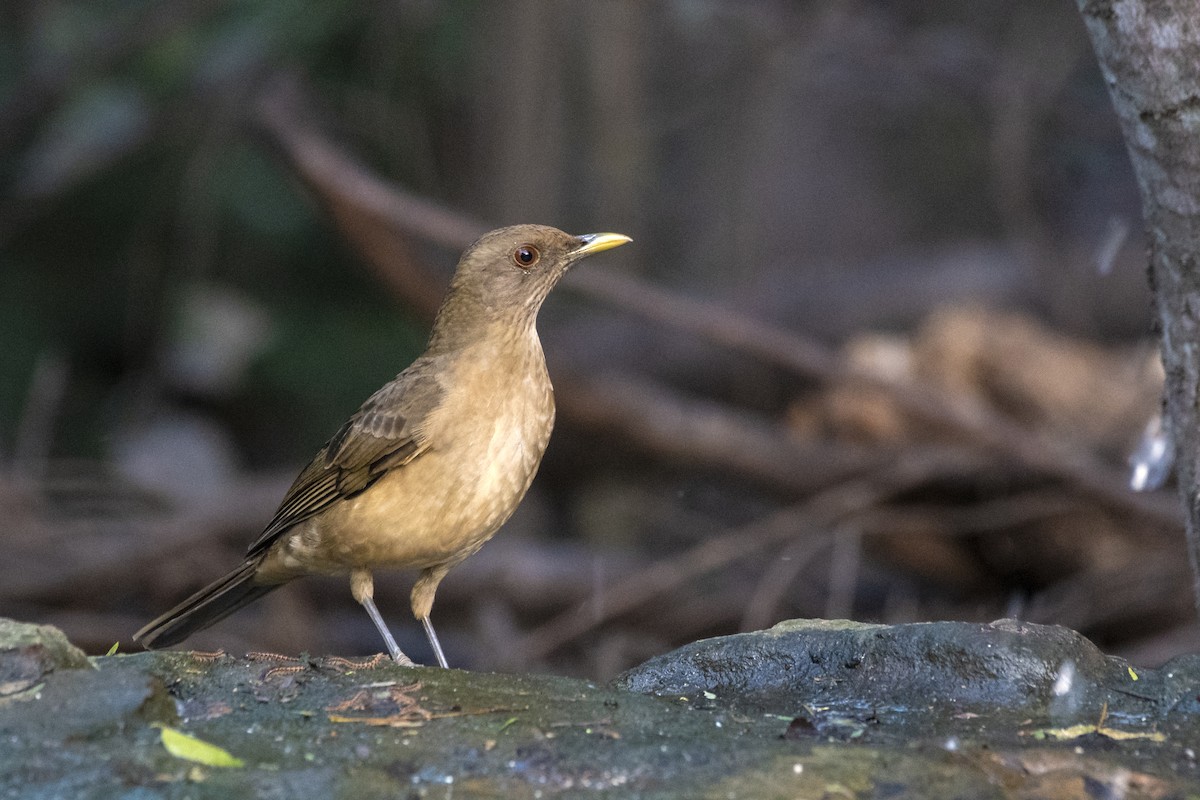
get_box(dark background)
[1,0,1184,678]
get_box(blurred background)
[1,0,1189,679]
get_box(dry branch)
[512,449,985,663]
[3,470,289,601]
[566,371,892,495]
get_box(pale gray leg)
[350,568,415,666]
[422,615,449,668]
[361,594,415,666]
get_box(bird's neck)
[425,288,541,356]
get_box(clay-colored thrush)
[135,224,631,667]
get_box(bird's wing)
[246,359,446,557]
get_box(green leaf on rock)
[156,725,245,768]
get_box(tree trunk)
[1075,1,1200,602]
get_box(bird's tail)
[134,559,279,649]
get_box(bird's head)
[432,224,631,343]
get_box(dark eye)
[511,244,540,269]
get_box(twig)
[513,449,978,662]
[563,371,893,495]
[740,535,830,632]
[255,75,477,319]
[853,490,1086,538]
[2,469,290,600]
[1026,545,1193,633]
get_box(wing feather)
[246,359,446,556]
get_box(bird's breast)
[392,334,557,562]
[437,335,556,516]
[279,332,557,574]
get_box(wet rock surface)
[1,617,1198,798]
[0,618,89,696]
[618,618,1193,723]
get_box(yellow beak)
[572,232,633,257]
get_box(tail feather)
[135,559,279,649]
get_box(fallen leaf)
[1025,723,1165,743]
[327,713,426,728]
[156,725,245,767]
[0,681,43,703]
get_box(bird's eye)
[511,244,540,269]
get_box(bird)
[134,224,631,667]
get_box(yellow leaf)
[1099,727,1165,742]
[326,713,425,728]
[1028,723,1165,742]
[1128,666,1139,681]
[156,725,245,768]
[105,642,119,656]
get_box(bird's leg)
[361,594,413,666]
[350,568,415,666]
[412,564,452,668]
[421,615,449,669]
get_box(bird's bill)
[571,232,633,257]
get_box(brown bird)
[134,224,631,667]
